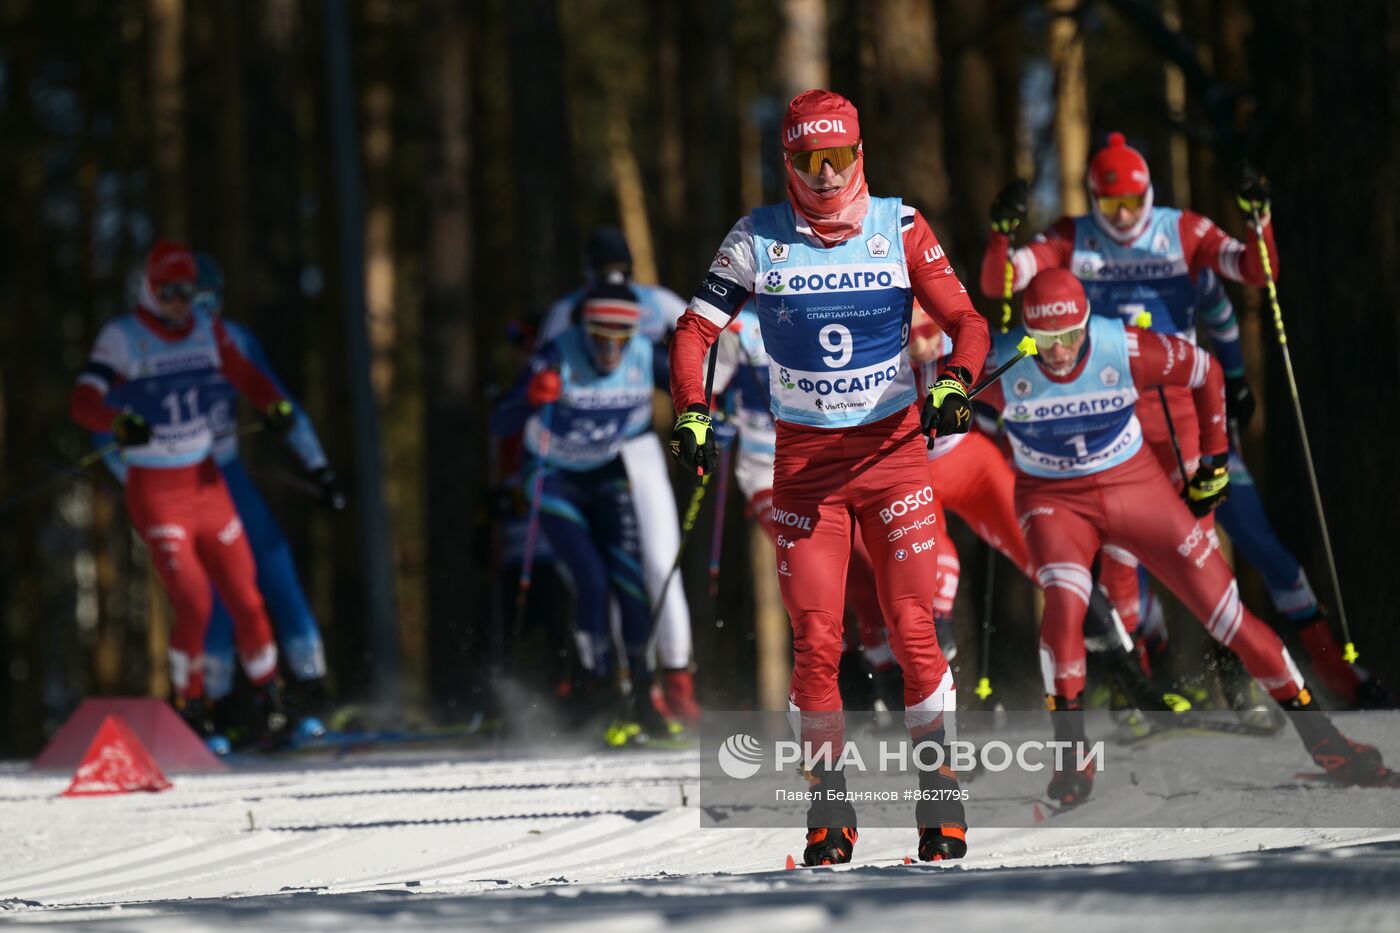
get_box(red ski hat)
[1022,268,1090,336]
[782,90,860,151]
[145,240,197,287]
[1088,132,1150,197]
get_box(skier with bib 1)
[979,134,1385,707]
[981,268,1384,804]
[668,90,990,865]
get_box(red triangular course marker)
[61,714,172,797]
[785,854,797,870]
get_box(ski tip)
[785,854,797,870]
[1032,802,1046,823]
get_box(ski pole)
[974,542,997,702]
[0,420,267,518]
[1249,205,1356,662]
[976,265,1018,699]
[968,334,1039,400]
[647,468,712,635]
[1156,385,1192,493]
[708,442,732,600]
[0,441,121,517]
[514,402,553,635]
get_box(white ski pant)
[617,432,693,669]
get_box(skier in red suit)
[981,268,1384,804]
[668,90,990,865]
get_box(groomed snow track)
[2,746,1399,930]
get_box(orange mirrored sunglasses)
[789,144,861,175]
[1097,194,1146,215]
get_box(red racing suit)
[71,307,284,701]
[981,207,1281,627]
[671,199,989,727]
[981,321,1304,702]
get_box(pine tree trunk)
[420,0,480,716]
[505,0,578,317]
[778,0,828,103]
[864,0,950,235]
[1047,0,1089,216]
[1250,0,1400,680]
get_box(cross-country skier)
[94,253,344,746]
[668,90,990,865]
[538,227,699,726]
[982,268,1384,804]
[980,134,1385,708]
[494,280,676,745]
[70,240,292,744]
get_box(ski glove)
[527,368,563,407]
[921,366,974,448]
[1186,453,1231,516]
[112,412,152,448]
[671,405,718,478]
[1224,375,1255,429]
[312,466,347,511]
[1236,161,1271,219]
[265,400,296,435]
[990,179,1029,234]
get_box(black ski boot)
[1284,688,1386,784]
[915,756,968,861]
[1354,676,1399,710]
[175,695,232,756]
[604,679,679,747]
[803,766,858,866]
[1046,694,1096,806]
[251,679,292,749]
[286,677,330,744]
[1211,643,1286,733]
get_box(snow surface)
[2,741,1400,931]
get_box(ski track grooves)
[2,745,1399,928]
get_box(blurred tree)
[861,1,951,235]
[419,0,482,717]
[505,0,578,319]
[779,0,827,103]
[1047,0,1089,215]
[1251,0,1400,683]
